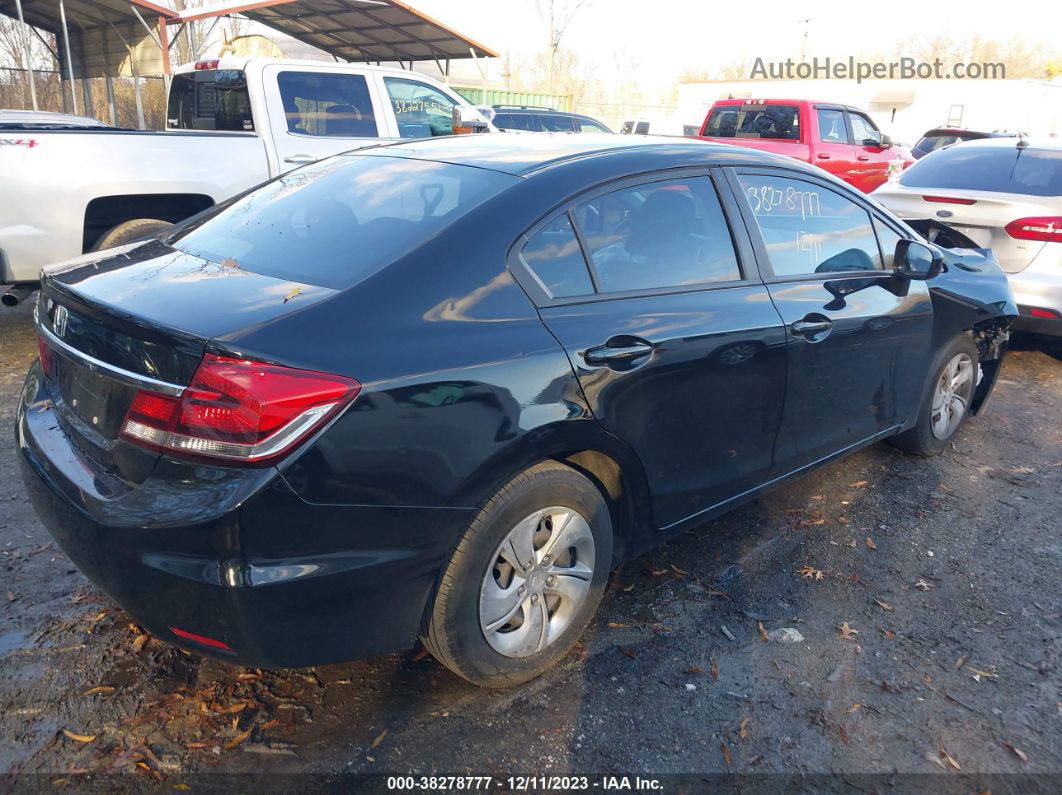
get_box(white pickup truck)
[0,56,493,303]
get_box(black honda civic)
[17,135,1016,687]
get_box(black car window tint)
[900,145,1062,196]
[539,114,577,132]
[493,112,536,131]
[737,175,883,277]
[872,217,904,269]
[520,215,595,298]
[573,177,741,293]
[277,71,377,137]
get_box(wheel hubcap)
[479,507,595,657]
[931,352,975,440]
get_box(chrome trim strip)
[35,316,186,397]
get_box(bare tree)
[536,0,591,94]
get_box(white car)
[873,137,1061,336]
[0,57,494,303]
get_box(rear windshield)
[900,145,1062,197]
[167,155,516,289]
[704,104,800,140]
[168,70,254,132]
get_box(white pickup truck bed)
[0,56,490,291]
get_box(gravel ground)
[1,297,1059,790]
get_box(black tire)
[92,218,172,251]
[888,334,980,456]
[422,462,613,688]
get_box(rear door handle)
[816,153,831,160]
[283,154,317,165]
[791,318,833,338]
[584,341,654,366]
[857,155,870,161]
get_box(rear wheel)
[92,218,172,251]
[889,335,979,456]
[422,462,612,688]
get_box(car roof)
[356,133,806,176]
[950,136,1061,152]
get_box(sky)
[410,0,1062,92]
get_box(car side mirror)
[894,239,943,280]
[879,133,893,148]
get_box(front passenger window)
[738,175,884,276]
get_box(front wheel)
[889,335,979,456]
[421,462,613,688]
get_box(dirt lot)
[1,297,1060,790]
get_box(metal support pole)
[105,74,116,126]
[81,77,93,117]
[12,0,38,110]
[58,0,79,115]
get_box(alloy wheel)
[931,352,975,440]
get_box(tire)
[92,218,172,251]
[888,334,980,456]
[422,462,613,688]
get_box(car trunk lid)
[36,240,338,482]
[874,186,1048,273]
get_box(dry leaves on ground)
[838,622,860,640]
[799,565,825,581]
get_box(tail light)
[1004,216,1062,242]
[120,354,359,465]
[37,335,55,378]
[921,195,976,205]
[194,59,220,71]
[1028,307,1061,320]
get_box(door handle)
[584,341,654,366]
[791,318,833,338]
[816,153,831,160]
[283,154,317,165]
[857,155,870,161]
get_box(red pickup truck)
[697,98,913,193]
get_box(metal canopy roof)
[0,0,175,77]
[175,0,498,65]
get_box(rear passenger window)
[539,114,577,132]
[521,215,594,298]
[278,72,377,137]
[575,178,741,293]
[817,109,847,143]
[493,112,536,131]
[738,175,883,276]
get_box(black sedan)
[17,135,1017,687]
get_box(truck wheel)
[888,335,980,456]
[422,462,613,688]
[92,218,172,252]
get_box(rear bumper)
[16,365,471,668]
[1008,260,1062,337]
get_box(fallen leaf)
[607,622,627,629]
[865,537,877,550]
[710,657,719,681]
[838,622,860,640]
[849,480,869,488]
[283,286,303,303]
[81,686,115,697]
[738,717,751,739]
[684,665,704,675]
[846,704,862,714]
[721,743,732,766]
[648,566,668,577]
[670,564,688,576]
[224,726,254,750]
[874,598,894,611]
[236,673,261,682]
[878,626,897,639]
[799,565,825,581]
[132,634,149,652]
[915,579,933,591]
[954,654,968,670]
[220,257,240,270]
[185,742,209,750]
[215,702,247,715]
[261,720,280,731]
[757,622,769,642]
[939,747,961,770]
[370,729,388,750]
[61,730,96,743]
[966,664,998,679]
[1001,742,1028,762]
[620,646,636,659]
[622,583,635,592]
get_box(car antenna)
[1016,132,1029,149]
